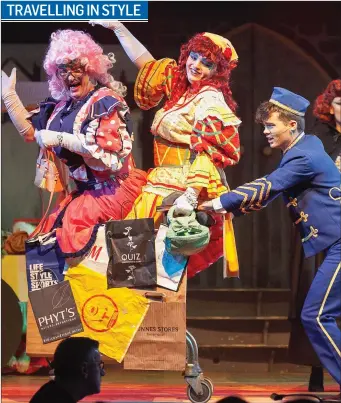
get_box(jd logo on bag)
[106,217,157,288]
[65,266,150,362]
[29,281,84,344]
[25,234,65,292]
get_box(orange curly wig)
[164,33,238,112]
[313,79,341,125]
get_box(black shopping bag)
[106,217,157,288]
[25,232,65,292]
[29,281,83,344]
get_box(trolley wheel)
[187,379,213,403]
[203,377,214,393]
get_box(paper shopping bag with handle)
[124,274,187,371]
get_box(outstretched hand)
[197,201,214,211]
[1,68,17,97]
[34,129,61,149]
[89,20,123,30]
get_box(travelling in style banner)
[1,1,148,21]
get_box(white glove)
[34,129,61,148]
[89,20,154,68]
[173,188,198,216]
[34,130,90,155]
[89,20,123,30]
[2,68,16,96]
[2,68,33,137]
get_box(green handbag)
[165,206,210,256]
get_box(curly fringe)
[164,33,238,112]
[43,30,127,100]
[313,79,341,125]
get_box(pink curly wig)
[43,29,126,100]
[164,33,238,112]
[313,79,341,125]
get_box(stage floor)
[2,370,340,403]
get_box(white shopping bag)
[155,224,187,291]
[67,225,109,276]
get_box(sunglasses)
[56,67,85,80]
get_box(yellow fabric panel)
[1,255,28,302]
[223,216,239,277]
[126,192,164,228]
[153,137,191,167]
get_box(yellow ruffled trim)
[186,154,228,198]
[195,88,242,127]
[134,58,177,110]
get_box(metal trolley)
[185,330,214,403]
[156,204,214,403]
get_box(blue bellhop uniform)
[219,132,341,385]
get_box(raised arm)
[1,68,35,141]
[89,20,154,69]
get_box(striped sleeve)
[191,116,241,168]
[134,58,177,110]
[219,154,315,213]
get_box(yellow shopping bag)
[64,265,150,362]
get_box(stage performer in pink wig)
[1,29,146,257]
[90,21,241,278]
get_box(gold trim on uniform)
[232,189,249,210]
[295,211,309,224]
[329,185,341,203]
[286,197,298,208]
[283,132,305,154]
[238,185,258,208]
[302,226,319,243]
[269,99,305,116]
[317,262,341,358]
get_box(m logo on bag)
[29,281,83,344]
[84,245,103,262]
[81,294,119,333]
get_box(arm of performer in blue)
[202,87,341,387]
[218,147,313,213]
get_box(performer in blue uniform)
[200,87,341,388]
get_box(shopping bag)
[124,274,187,371]
[155,224,188,291]
[64,266,150,362]
[28,280,84,344]
[68,225,109,277]
[25,233,65,292]
[34,149,64,193]
[106,217,157,288]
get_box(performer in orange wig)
[90,21,241,278]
